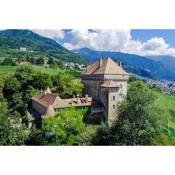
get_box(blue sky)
[33,29,175,57]
[131,29,175,47]
[60,29,175,48]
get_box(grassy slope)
[153,89,175,129]
[152,89,175,145]
[0,65,82,77]
[0,66,17,74]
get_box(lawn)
[153,90,175,135]
[0,66,17,74]
[0,65,82,77]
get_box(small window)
[113,105,115,109]
[113,96,115,100]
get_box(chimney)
[85,94,89,103]
[76,97,81,104]
[118,60,122,67]
[99,59,102,67]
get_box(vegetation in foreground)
[0,65,175,145]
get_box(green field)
[0,66,17,74]
[153,89,175,129]
[0,65,81,77]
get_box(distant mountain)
[73,48,175,81]
[148,55,175,74]
[0,29,88,64]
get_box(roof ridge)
[103,57,111,73]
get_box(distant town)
[134,74,175,95]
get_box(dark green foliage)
[36,57,45,65]
[76,125,98,145]
[3,77,21,101]
[91,123,114,145]
[0,102,29,145]
[3,65,48,115]
[33,73,52,90]
[1,58,15,66]
[113,81,159,145]
[52,74,83,98]
[26,125,43,145]
[0,29,88,64]
[15,65,35,85]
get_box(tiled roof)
[32,90,93,109]
[54,97,92,109]
[83,57,128,75]
[100,80,120,88]
[32,92,58,108]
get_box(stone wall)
[32,100,47,115]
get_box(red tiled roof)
[83,57,128,75]
[54,97,92,109]
[32,92,58,108]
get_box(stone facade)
[81,57,129,126]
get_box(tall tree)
[0,102,29,145]
[114,80,159,145]
[53,74,83,98]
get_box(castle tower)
[81,57,129,126]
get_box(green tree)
[26,125,43,145]
[76,125,98,145]
[33,73,52,90]
[41,107,86,145]
[14,65,36,86]
[91,123,114,145]
[114,80,159,145]
[1,58,13,66]
[3,77,21,101]
[3,67,38,115]
[0,102,10,145]
[36,57,45,65]
[53,74,83,98]
[0,102,29,145]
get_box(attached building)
[31,57,129,126]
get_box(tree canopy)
[40,107,86,145]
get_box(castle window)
[113,96,115,100]
[113,105,115,109]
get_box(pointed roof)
[83,57,128,75]
[32,91,60,108]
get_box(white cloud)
[125,37,175,56]
[63,29,131,51]
[63,29,175,57]
[32,29,65,40]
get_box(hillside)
[148,55,175,75]
[73,48,175,81]
[0,29,88,64]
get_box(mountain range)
[0,29,88,64]
[0,29,175,81]
[73,48,175,81]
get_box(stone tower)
[81,57,129,126]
